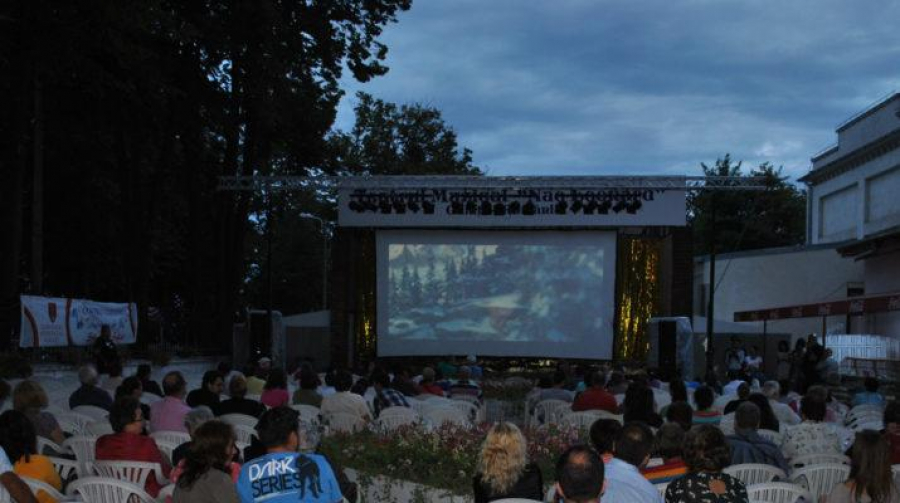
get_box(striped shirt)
[642,458,688,486]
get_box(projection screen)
[376,230,617,359]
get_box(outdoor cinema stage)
[326,176,695,367]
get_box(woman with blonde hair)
[13,381,65,446]
[472,422,542,502]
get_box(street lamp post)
[300,213,328,310]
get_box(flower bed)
[319,422,588,500]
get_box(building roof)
[694,240,848,263]
[836,225,900,259]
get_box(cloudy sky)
[335,1,900,181]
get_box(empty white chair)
[68,477,155,503]
[790,463,850,501]
[424,407,469,429]
[531,399,570,427]
[291,404,322,424]
[219,413,258,429]
[150,430,191,446]
[447,400,480,422]
[558,411,604,430]
[56,412,94,436]
[756,429,783,446]
[63,436,97,476]
[723,464,787,486]
[375,412,418,432]
[48,456,81,481]
[93,460,167,489]
[789,453,850,469]
[37,436,69,457]
[745,482,813,503]
[21,476,72,502]
[71,405,109,421]
[84,420,114,437]
[232,424,257,451]
[324,413,366,434]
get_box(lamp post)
[299,213,328,310]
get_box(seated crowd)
[0,355,899,503]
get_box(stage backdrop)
[376,230,617,359]
[19,295,138,347]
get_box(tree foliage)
[688,154,806,256]
[0,0,411,349]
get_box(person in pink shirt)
[149,371,192,433]
[260,368,290,408]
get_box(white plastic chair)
[378,406,416,419]
[71,405,110,421]
[291,404,322,424]
[745,482,813,503]
[531,399,570,427]
[63,435,97,476]
[150,430,191,446]
[93,460,167,489]
[157,484,175,501]
[789,453,850,468]
[49,456,82,481]
[558,410,604,430]
[757,429,783,446]
[219,413,258,429]
[447,400,480,422]
[139,393,162,405]
[450,394,480,405]
[56,412,94,436]
[851,420,884,431]
[153,438,180,466]
[21,476,72,502]
[423,406,469,428]
[324,413,366,434]
[68,476,156,503]
[846,410,883,427]
[232,424,257,451]
[375,413,418,432]
[37,436,70,456]
[790,463,850,501]
[84,420,114,436]
[723,463,787,485]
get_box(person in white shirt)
[319,369,371,422]
[781,394,842,460]
[762,381,801,426]
[0,446,37,503]
[603,422,664,503]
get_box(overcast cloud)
[335,1,900,180]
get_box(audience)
[692,386,721,426]
[172,406,215,466]
[472,422,543,502]
[590,418,622,464]
[825,429,900,503]
[723,382,750,414]
[665,401,694,432]
[245,358,269,396]
[187,371,224,409]
[0,410,62,503]
[884,402,900,465]
[371,369,410,417]
[13,380,65,447]
[150,371,192,433]
[665,425,748,503]
[68,364,113,411]
[116,375,151,422]
[607,371,629,395]
[746,393,780,432]
[418,367,446,397]
[853,377,886,407]
[173,420,240,503]
[622,382,663,428]
[449,366,484,402]
[236,407,342,502]
[136,364,163,397]
[604,422,663,503]
[215,376,266,418]
[260,368,290,408]
[390,368,420,397]
[726,402,789,473]
[762,381,801,427]
[572,371,618,413]
[659,380,688,418]
[96,397,171,497]
[781,393,842,459]
[554,445,605,503]
[292,367,323,407]
[642,423,688,487]
[320,370,371,422]
[0,445,38,503]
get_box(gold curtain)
[614,236,663,361]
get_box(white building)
[694,93,900,370]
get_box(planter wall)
[345,468,474,503]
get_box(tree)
[688,154,806,256]
[327,92,481,175]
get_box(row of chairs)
[530,399,622,428]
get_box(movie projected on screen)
[376,231,617,359]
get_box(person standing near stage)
[92,324,119,376]
[724,337,746,380]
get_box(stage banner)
[20,295,138,348]
[338,186,686,227]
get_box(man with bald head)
[149,371,192,432]
[555,445,604,503]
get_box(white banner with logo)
[19,295,138,347]
[338,186,686,227]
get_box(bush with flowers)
[319,421,588,497]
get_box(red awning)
[733,291,900,322]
